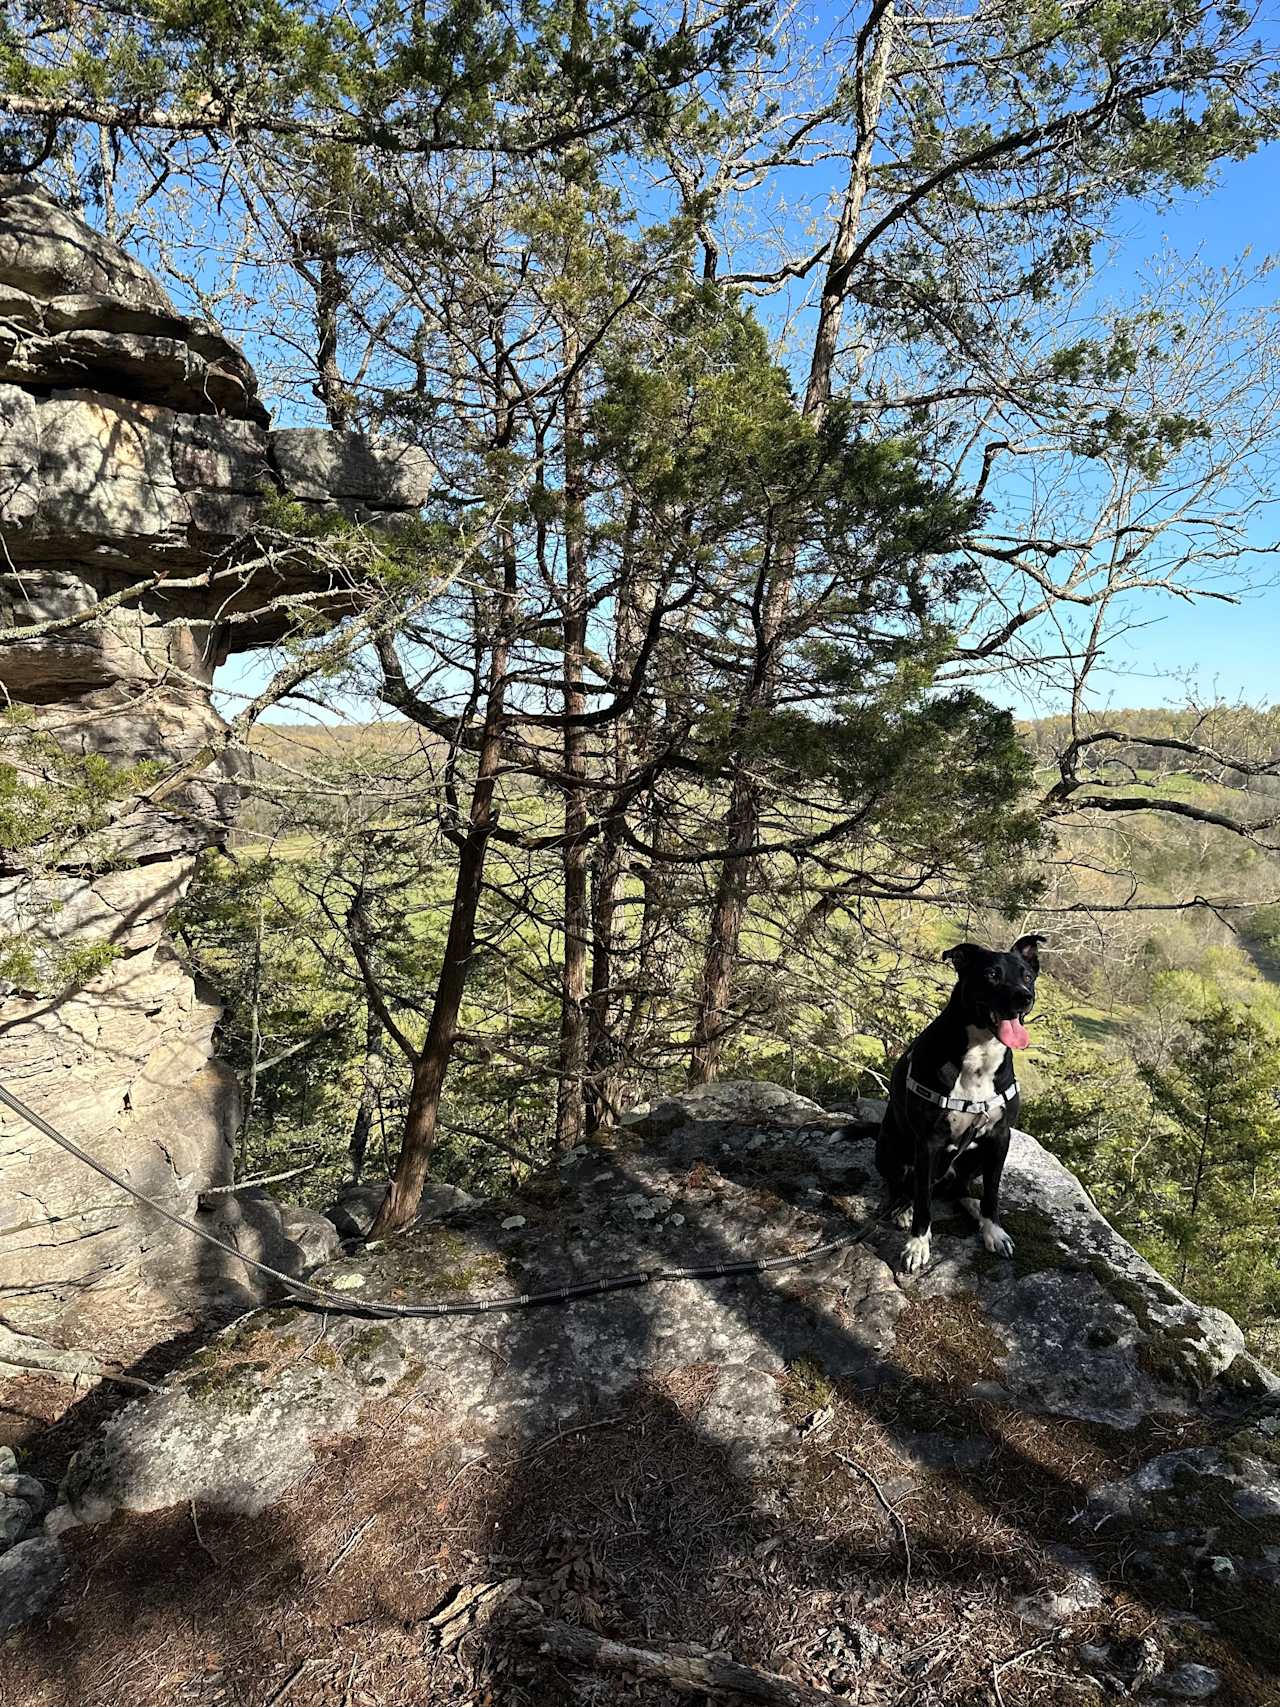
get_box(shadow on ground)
[3,1106,1278,1707]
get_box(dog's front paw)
[980,1219,1015,1258]
[901,1232,932,1273]
[890,1200,914,1230]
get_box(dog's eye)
[986,967,1001,983]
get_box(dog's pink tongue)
[996,1018,1029,1050]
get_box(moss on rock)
[970,1204,1068,1278]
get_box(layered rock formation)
[0,177,432,1353]
[4,1086,1277,1702]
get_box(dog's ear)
[941,942,982,972]
[1010,933,1047,970]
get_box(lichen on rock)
[2,1083,1277,1700]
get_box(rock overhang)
[0,176,433,1356]
[0,176,434,674]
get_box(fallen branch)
[428,1579,524,1652]
[189,1500,219,1565]
[0,1322,157,1391]
[265,1657,323,1707]
[426,1581,843,1703]
[326,1513,379,1577]
[992,1637,1058,1707]
[833,1450,912,1593]
[513,1613,845,1705]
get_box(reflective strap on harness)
[905,1059,1018,1116]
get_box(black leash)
[0,1082,865,1323]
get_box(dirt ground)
[3,1290,1274,1707]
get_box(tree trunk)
[370,505,516,1233]
[586,824,627,1128]
[557,345,591,1148]
[802,2,896,424]
[687,548,782,1083]
[1182,1062,1221,1285]
[619,784,671,1095]
[313,244,348,430]
[686,6,896,1083]
[369,702,506,1234]
[347,1007,385,1180]
[239,890,265,1170]
[688,767,758,1084]
[586,502,643,1129]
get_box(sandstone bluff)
[0,177,431,1367]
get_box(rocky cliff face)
[0,177,431,1357]
[3,1086,1276,1705]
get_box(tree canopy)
[3,0,1280,1248]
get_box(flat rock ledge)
[6,1083,1280,1704]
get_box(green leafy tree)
[1031,994,1280,1354]
[1137,1003,1280,1306]
[174,850,360,1186]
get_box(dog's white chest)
[945,1029,1006,1139]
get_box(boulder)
[270,428,435,508]
[1155,1663,1223,1699]
[57,1348,366,1528]
[0,1496,34,1547]
[56,1096,1276,1533]
[0,382,37,521]
[324,1178,478,1240]
[276,1204,343,1271]
[0,1537,69,1637]
[0,179,171,309]
[0,1475,49,1516]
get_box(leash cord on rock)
[0,1081,864,1323]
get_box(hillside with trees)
[3,0,1280,1329]
[5,0,1280,1698]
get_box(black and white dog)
[876,935,1045,1273]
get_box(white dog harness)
[905,1059,1019,1117]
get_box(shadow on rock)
[3,1087,1279,1705]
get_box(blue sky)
[1046,144,1280,712]
[217,123,1280,727]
